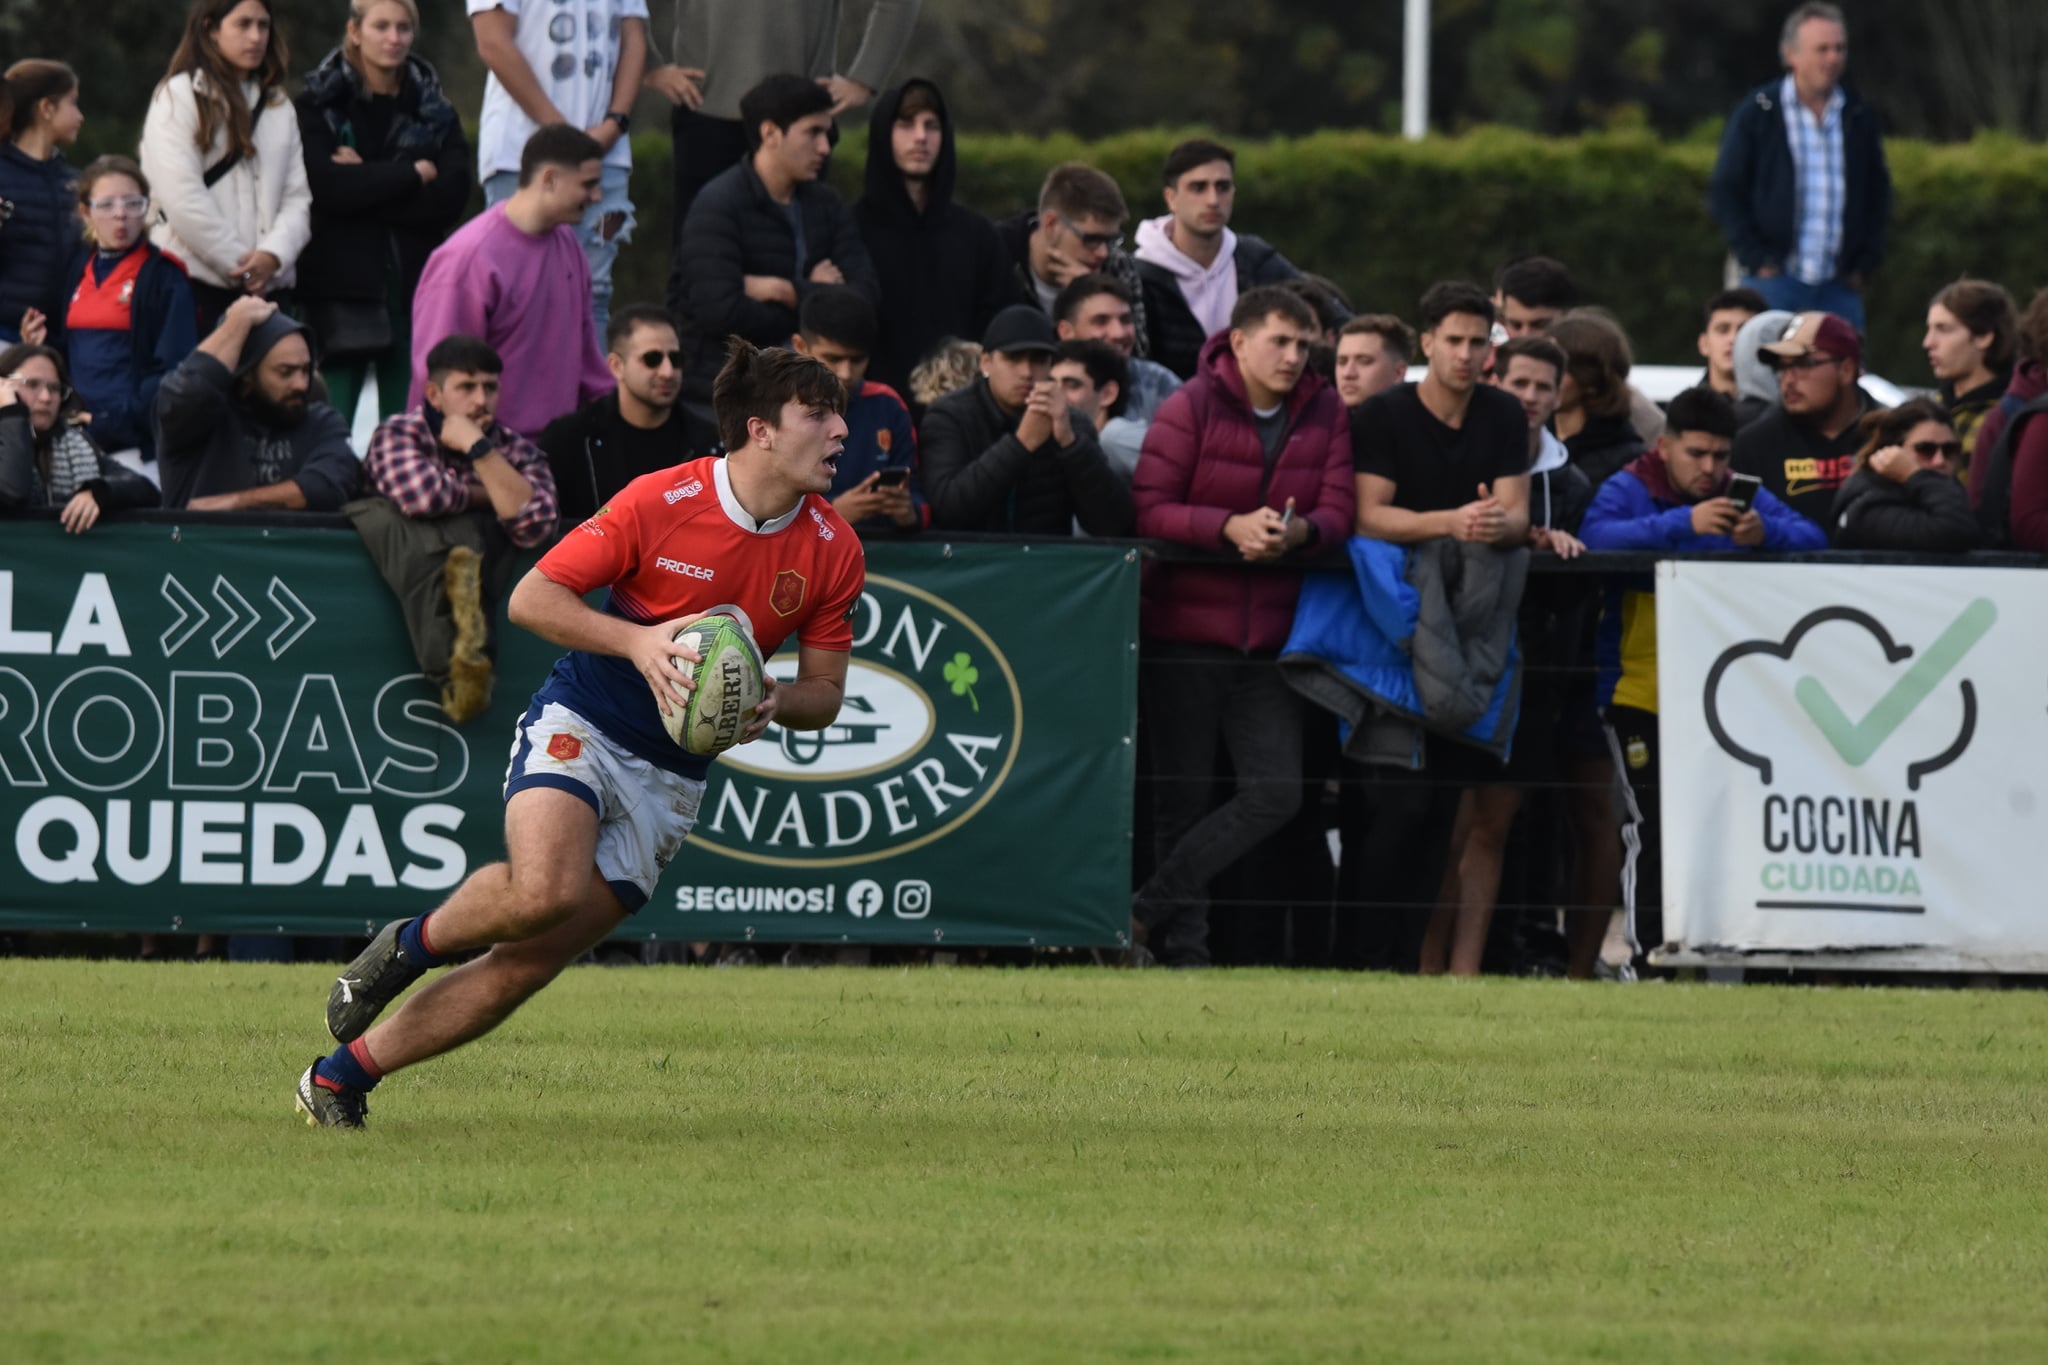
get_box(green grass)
[4,963,2047,1363]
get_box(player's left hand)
[739,675,779,744]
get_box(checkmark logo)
[1792,598,1997,767]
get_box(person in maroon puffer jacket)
[1129,285,1355,966]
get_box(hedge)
[610,126,2048,384]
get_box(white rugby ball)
[663,612,766,756]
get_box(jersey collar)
[712,456,803,535]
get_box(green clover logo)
[943,651,981,712]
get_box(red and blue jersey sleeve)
[536,481,646,598]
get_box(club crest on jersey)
[876,429,893,454]
[665,479,704,504]
[770,569,807,617]
[547,734,583,761]
[809,507,835,540]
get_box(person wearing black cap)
[1729,309,1869,526]
[156,295,360,512]
[919,303,1134,536]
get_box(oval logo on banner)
[693,575,1020,867]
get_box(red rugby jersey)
[530,455,865,775]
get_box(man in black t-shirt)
[1339,281,1531,973]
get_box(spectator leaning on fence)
[1133,139,1308,381]
[792,286,924,536]
[0,343,156,530]
[61,156,197,475]
[294,0,471,426]
[408,124,613,441]
[539,304,692,530]
[1730,310,1868,528]
[675,74,880,411]
[1923,278,2017,476]
[856,78,1020,401]
[919,304,1133,536]
[1580,386,1826,962]
[1829,397,1983,553]
[469,0,646,333]
[1697,287,1768,402]
[1969,286,2048,553]
[141,0,313,336]
[1130,285,1353,968]
[1709,1,1890,333]
[1052,339,1142,481]
[1052,273,1180,424]
[994,163,1150,358]
[0,60,84,348]
[155,296,358,512]
[1334,314,1413,410]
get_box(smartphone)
[874,467,910,489]
[1726,472,1762,512]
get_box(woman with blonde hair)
[294,0,469,423]
[140,0,312,333]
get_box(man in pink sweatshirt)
[408,125,616,438]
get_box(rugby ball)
[663,612,766,756]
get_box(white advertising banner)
[1656,561,2048,970]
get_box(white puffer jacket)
[139,72,313,290]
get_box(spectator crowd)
[2,0,2045,973]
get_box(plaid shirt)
[365,407,560,548]
[1780,75,1846,286]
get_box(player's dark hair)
[1054,338,1130,420]
[1052,272,1130,327]
[740,73,833,151]
[1493,255,1577,310]
[1417,281,1494,333]
[1231,285,1317,335]
[1704,286,1770,327]
[798,285,878,354]
[1340,312,1416,361]
[1162,137,1235,187]
[518,123,604,187]
[713,337,847,454]
[605,304,679,356]
[425,334,503,382]
[1665,386,1739,441]
[1494,335,1568,383]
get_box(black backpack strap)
[1975,392,2048,547]
[201,94,267,190]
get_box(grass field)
[5,962,2048,1363]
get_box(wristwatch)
[606,110,631,134]
[466,437,494,464]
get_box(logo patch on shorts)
[547,733,583,762]
[1626,738,1649,770]
[771,569,807,616]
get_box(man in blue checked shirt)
[1708,2,1891,334]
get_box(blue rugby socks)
[314,1037,385,1095]
[397,913,447,968]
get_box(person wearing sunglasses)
[59,156,198,480]
[539,303,696,527]
[0,342,158,530]
[1830,396,1983,552]
[993,162,1151,361]
[1730,310,1871,526]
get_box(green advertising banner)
[0,522,1136,948]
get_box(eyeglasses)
[8,377,71,401]
[1056,212,1124,253]
[1766,352,1842,372]
[634,349,684,370]
[87,195,150,216]
[1910,439,1963,460]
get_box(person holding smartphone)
[791,285,923,534]
[1579,386,1825,969]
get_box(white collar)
[712,456,803,535]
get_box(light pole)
[1403,0,1431,140]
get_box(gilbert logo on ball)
[696,576,1019,868]
[665,610,765,756]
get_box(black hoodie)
[855,81,1023,398]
